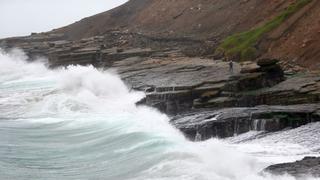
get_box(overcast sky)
[0,0,128,38]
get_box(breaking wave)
[0,49,318,180]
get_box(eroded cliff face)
[52,0,320,70]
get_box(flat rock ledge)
[264,157,320,178]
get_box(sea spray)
[0,49,318,180]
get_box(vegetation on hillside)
[217,0,312,61]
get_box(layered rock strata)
[171,104,320,141]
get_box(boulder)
[257,58,279,67]
[240,62,260,73]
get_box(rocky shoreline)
[171,104,320,141]
[264,157,320,178]
[1,32,320,177]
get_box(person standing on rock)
[229,59,234,73]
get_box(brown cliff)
[51,0,319,70]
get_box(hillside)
[53,0,319,70]
[56,0,295,39]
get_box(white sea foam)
[0,49,318,180]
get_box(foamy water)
[0,49,318,180]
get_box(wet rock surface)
[121,57,241,114]
[171,104,320,141]
[265,157,320,178]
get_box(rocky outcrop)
[192,58,286,110]
[0,33,66,59]
[2,31,320,117]
[264,157,320,178]
[4,32,320,117]
[131,58,240,115]
[171,104,320,141]
[194,59,320,110]
[235,74,320,106]
[133,57,301,115]
[0,30,215,66]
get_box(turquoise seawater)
[0,49,318,180]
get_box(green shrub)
[217,0,312,61]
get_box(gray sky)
[0,0,128,38]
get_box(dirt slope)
[35,0,320,69]
[264,1,320,70]
[56,0,293,40]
